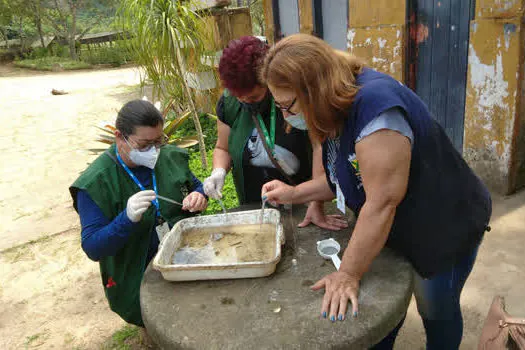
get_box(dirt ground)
[1,64,524,349]
[0,64,146,349]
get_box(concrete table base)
[141,204,413,349]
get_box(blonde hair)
[260,34,364,142]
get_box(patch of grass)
[102,325,141,350]
[14,57,92,71]
[24,331,49,349]
[25,334,40,347]
[172,113,218,151]
[2,235,53,261]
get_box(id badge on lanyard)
[116,148,168,240]
[155,219,170,241]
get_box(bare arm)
[262,176,335,204]
[339,129,411,279]
[213,119,233,171]
[304,143,326,209]
[312,141,324,179]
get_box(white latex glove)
[126,190,156,223]
[203,168,226,200]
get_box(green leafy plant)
[188,150,238,215]
[119,0,220,169]
[92,104,200,153]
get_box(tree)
[0,0,33,50]
[28,0,46,48]
[45,0,117,59]
[0,0,13,47]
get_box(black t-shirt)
[216,94,312,203]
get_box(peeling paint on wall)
[476,0,523,19]
[464,17,524,193]
[468,46,509,115]
[346,29,356,50]
[467,45,514,177]
[346,25,404,81]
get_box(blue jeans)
[371,246,479,350]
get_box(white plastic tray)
[152,209,284,281]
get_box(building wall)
[464,0,525,194]
[262,0,525,194]
[347,1,406,82]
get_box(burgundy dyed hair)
[218,36,269,96]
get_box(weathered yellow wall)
[475,0,524,19]
[347,26,404,82]
[298,0,313,35]
[262,0,275,44]
[464,2,525,194]
[515,24,525,191]
[349,0,406,27]
[197,8,252,113]
[347,0,406,82]
[203,7,252,49]
[260,0,525,193]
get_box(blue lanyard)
[116,147,161,217]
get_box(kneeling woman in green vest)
[69,100,208,326]
[203,36,348,231]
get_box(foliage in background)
[119,0,219,169]
[0,0,119,59]
[92,104,200,153]
[45,0,119,60]
[14,56,91,70]
[180,113,237,214]
[169,111,218,151]
[189,150,238,215]
[80,43,133,67]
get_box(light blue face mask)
[285,114,307,130]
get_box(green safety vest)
[222,89,258,204]
[69,144,194,326]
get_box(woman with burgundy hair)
[203,35,348,231]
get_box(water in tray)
[171,224,276,265]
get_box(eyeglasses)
[274,97,298,115]
[125,134,169,151]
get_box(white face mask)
[125,139,159,169]
[285,114,308,130]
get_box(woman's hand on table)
[261,180,295,205]
[311,271,360,322]
[182,192,208,212]
[299,201,348,231]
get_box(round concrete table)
[141,204,413,349]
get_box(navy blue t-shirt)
[322,68,491,278]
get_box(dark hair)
[116,100,164,136]
[218,36,269,96]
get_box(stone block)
[347,25,405,82]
